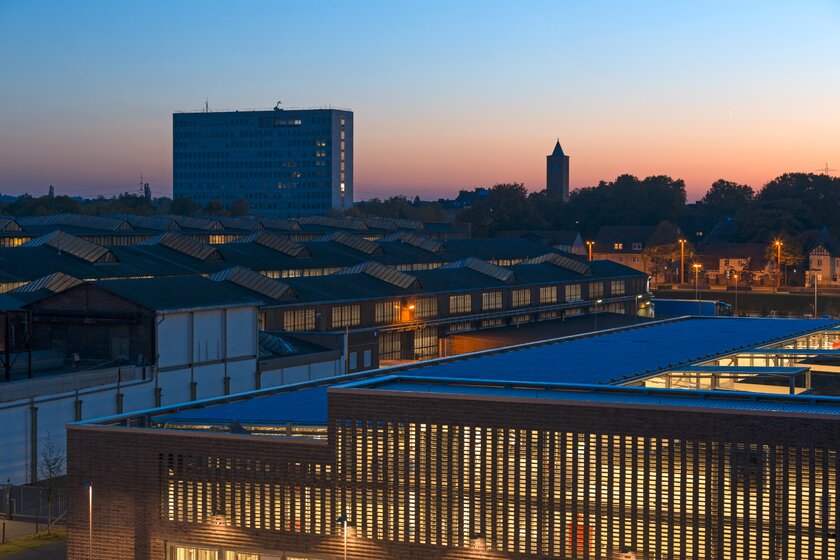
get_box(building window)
[610,280,625,296]
[375,300,401,324]
[414,327,438,358]
[511,313,531,324]
[481,318,504,329]
[448,321,474,333]
[589,282,604,299]
[613,243,623,250]
[632,242,642,251]
[449,294,472,314]
[331,305,360,328]
[379,332,401,361]
[538,310,558,321]
[168,546,218,560]
[511,288,531,308]
[283,308,315,331]
[539,286,557,304]
[565,284,582,301]
[415,297,438,319]
[482,291,502,311]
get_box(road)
[3,541,65,560]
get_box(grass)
[0,527,66,558]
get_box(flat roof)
[333,376,840,417]
[397,317,836,385]
[151,317,837,428]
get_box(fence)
[1,483,67,523]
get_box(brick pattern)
[68,390,840,559]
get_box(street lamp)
[692,263,702,314]
[774,240,783,290]
[80,482,92,560]
[594,299,603,331]
[336,515,354,560]
[679,239,687,285]
[733,273,739,317]
[585,241,594,262]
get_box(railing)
[1,484,66,524]
[0,365,152,403]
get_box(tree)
[229,199,249,216]
[699,180,754,217]
[457,183,548,237]
[39,432,65,534]
[170,197,198,216]
[202,199,227,216]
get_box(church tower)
[546,139,570,201]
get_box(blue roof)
[398,317,837,385]
[156,317,836,426]
[337,376,840,417]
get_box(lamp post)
[679,239,687,285]
[337,515,352,560]
[594,299,603,331]
[774,240,783,291]
[586,241,594,262]
[80,482,92,560]
[733,273,739,317]
[692,264,701,314]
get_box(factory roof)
[148,317,838,429]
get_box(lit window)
[449,294,472,314]
[613,243,623,250]
[375,300,401,324]
[511,288,531,308]
[283,308,315,331]
[589,282,604,298]
[610,280,625,296]
[565,284,582,301]
[482,291,502,311]
[415,297,438,319]
[539,286,557,304]
[331,305,360,328]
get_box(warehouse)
[67,317,840,560]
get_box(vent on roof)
[163,215,224,231]
[0,217,23,232]
[318,232,383,255]
[442,257,516,282]
[233,231,309,257]
[259,331,298,357]
[112,214,181,231]
[216,216,263,231]
[22,231,117,263]
[298,215,367,230]
[336,262,420,289]
[363,216,423,231]
[380,231,444,254]
[525,253,592,275]
[12,272,83,294]
[138,232,222,261]
[253,216,301,231]
[210,266,296,300]
[18,213,134,232]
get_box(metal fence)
[1,483,66,523]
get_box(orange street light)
[679,239,687,285]
[774,240,783,288]
[585,241,595,262]
[733,273,739,317]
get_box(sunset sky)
[1,0,838,201]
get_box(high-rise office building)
[546,139,570,201]
[173,107,353,217]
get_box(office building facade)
[173,108,353,217]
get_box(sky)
[0,1,838,202]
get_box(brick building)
[67,317,840,560]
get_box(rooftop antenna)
[274,100,283,111]
[815,163,838,175]
[204,98,210,113]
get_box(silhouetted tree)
[698,180,754,217]
[170,197,198,216]
[229,199,249,216]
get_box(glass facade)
[173,109,353,217]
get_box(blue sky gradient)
[1,0,838,200]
